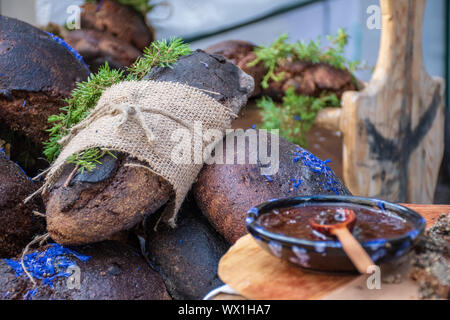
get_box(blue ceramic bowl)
[246,196,426,273]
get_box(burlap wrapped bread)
[43,51,254,245]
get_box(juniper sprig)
[247,33,292,89]
[43,37,191,172]
[127,37,192,81]
[249,28,359,89]
[43,63,124,163]
[257,88,340,148]
[66,148,117,173]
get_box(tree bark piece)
[410,214,449,299]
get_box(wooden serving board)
[217,204,450,300]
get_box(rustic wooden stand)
[316,0,445,203]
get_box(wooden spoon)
[309,209,375,274]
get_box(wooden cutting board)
[217,204,450,300]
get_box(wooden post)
[331,0,445,203]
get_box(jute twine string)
[20,233,50,287]
[26,80,236,227]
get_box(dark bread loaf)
[0,241,170,300]
[205,39,358,101]
[45,153,172,245]
[0,152,45,258]
[0,16,89,174]
[81,0,154,51]
[263,61,358,101]
[64,29,141,72]
[145,198,229,300]
[193,130,350,244]
[45,51,254,245]
[0,16,89,143]
[205,40,265,97]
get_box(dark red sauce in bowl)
[246,196,426,273]
[257,203,415,242]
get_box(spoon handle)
[332,228,375,274]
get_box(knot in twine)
[113,103,156,144]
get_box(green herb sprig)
[44,37,191,172]
[127,37,192,81]
[43,63,124,163]
[258,88,340,147]
[249,28,359,89]
[66,148,116,174]
[252,29,360,148]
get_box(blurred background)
[0,0,446,82]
